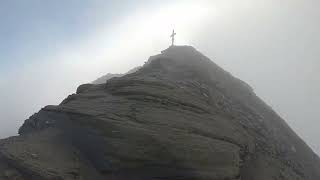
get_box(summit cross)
[170,29,176,46]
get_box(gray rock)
[1,46,319,179]
[92,66,141,84]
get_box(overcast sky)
[0,0,319,154]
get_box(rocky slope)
[1,46,320,180]
[92,66,141,84]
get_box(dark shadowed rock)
[1,46,320,180]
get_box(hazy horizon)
[1,0,319,155]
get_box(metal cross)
[170,29,176,46]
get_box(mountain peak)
[140,46,254,100]
[161,45,198,54]
[1,46,320,180]
[149,45,206,64]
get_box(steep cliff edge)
[1,46,319,180]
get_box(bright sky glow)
[57,0,215,78]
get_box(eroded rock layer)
[1,46,319,180]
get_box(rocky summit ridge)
[1,46,320,180]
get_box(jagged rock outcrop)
[92,73,123,84]
[1,46,320,180]
[92,66,141,84]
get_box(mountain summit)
[1,46,319,180]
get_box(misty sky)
[0,0,319,154]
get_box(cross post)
[170,29,176,46]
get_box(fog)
[0,0,319,154]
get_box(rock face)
[92,66,141,84]
[1,46,320,180]
[92,73,123,84]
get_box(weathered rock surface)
[92,66,141,84]
[1,46,320,180]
